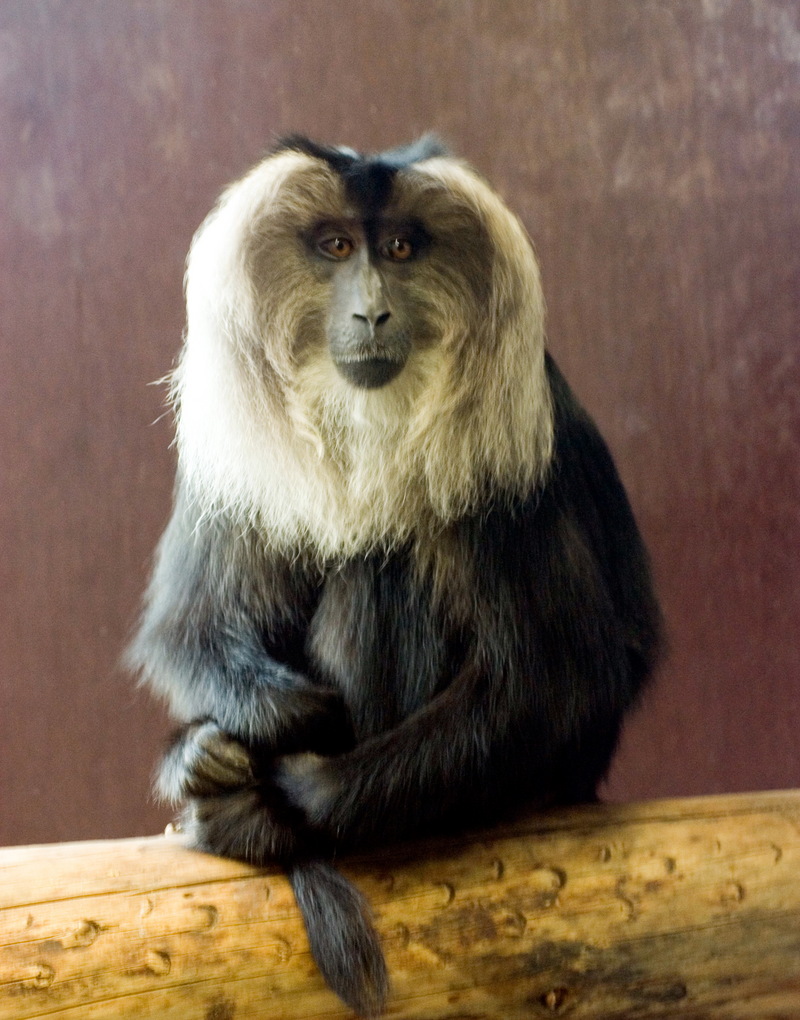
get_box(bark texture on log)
[1,791,799,1019]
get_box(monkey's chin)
[334,357,405,389]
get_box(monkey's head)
[174,137,553,556]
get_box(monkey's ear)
[379,133,449,165]
[270,134,358,172]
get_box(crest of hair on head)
[172,147,553,559]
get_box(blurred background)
[1,1,798,846]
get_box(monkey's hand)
[158,720,255,804]
[274,752,341,829]
[160,721,315,864]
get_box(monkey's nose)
[353,309,391,331]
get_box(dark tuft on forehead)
[273,134,448,216]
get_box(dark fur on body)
[130,138,661,1016]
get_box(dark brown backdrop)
[1,1,798,846]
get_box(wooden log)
[1,791,799,1019]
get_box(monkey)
[128,135,661,1016]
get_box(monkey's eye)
[382,237,414,261]
[318,236,354,260]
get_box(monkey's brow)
[307,217,429,241]
[308,219,363,235]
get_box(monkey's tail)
[287,858,389,1018]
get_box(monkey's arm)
[128,486,347,754]
[278,512,631,844]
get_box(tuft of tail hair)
[287,859,389,1017]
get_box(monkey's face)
[235,150,496,402]
[307,219,428,390]
[288,181,493,401]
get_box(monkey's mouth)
[333,356,405,389]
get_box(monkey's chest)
[306,553,458,740]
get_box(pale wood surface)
[1,791,799,1019]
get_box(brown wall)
[1,1,798,846]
